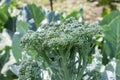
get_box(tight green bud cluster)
[19,57,41,80]
[21,17,101,54]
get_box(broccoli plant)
[20,17,102,80]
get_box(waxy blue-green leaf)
[46,11,59,23]
[12,21,29,61]
[16,21,29,34]
[100,11,120,26]
[12,34,22,61]
[27,4,45,28]
[103,16,120,59]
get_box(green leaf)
[4,17,16,33]
[101,71,109,80]
[12,21,29,61]
[116,60,120,77]
[0,10,8,25]
[46,11,59,22]
[59,13,66,22]
[12,34,22,61]
[103,16,120,59]
[100,11,120,25]
[0,47,10,71]
[27,4,45,28]
[116,76,120,80]
[0,47,16,80]
[105,62,114,72]
[16,21,29,34]
[66,11,78,19]
[98,0,109,6]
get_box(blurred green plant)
[100,11,120,65]
[0,1,45,79]
[27,4,45,28]
[87,0,120,17]
[0,0,19,79]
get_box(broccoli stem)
[60,50,71,80]
[77,55,87,80]
[32,45,51,65]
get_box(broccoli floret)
[20,17,102,80]
[21,17,101,53]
